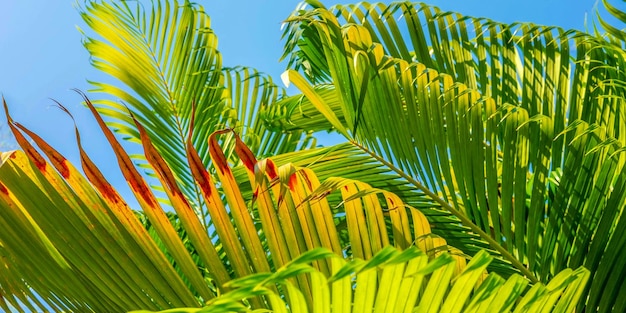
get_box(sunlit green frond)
[80,1,315,218]
[278,2,626,311]
[262,84,344,133]
[230,143,511,273]
[283,1,626,146]
[131,247,589,313]
[596,0,626,46]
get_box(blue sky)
[0,0,599,206]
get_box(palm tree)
[1,0,624,311]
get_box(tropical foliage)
[1,0,626,312]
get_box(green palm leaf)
[131,247,589,313]
[79,0,315,217]
[282,1,626,146]
[278,1,626,311]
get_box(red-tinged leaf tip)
[128,119,171,207]
[213,128,233,136]
[288,173,298,191]
[78,146,122,204]
[50,99,73,118]
[0,182,8,195]
[68,111,121,205]
[266,159,278,180]
[133,115,183,197]
[2,99,46,170]
[185,101,217,197]
[129,111,151,144]
[234,133,257,172]
[208,131,230,175]
[14,122,71,179]
[75,90,158,208]
[6,123,47,172]
[186,143,214,199]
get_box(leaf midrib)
[350,139,539,283]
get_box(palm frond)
[79,0,315,217]
[131,247,590,313]
[230,142,517,274]
[278,2,626,311]
[1,96,463,311]
[282,1,626,145]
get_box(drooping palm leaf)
[1,95,467,311]
[277,1,626,311]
